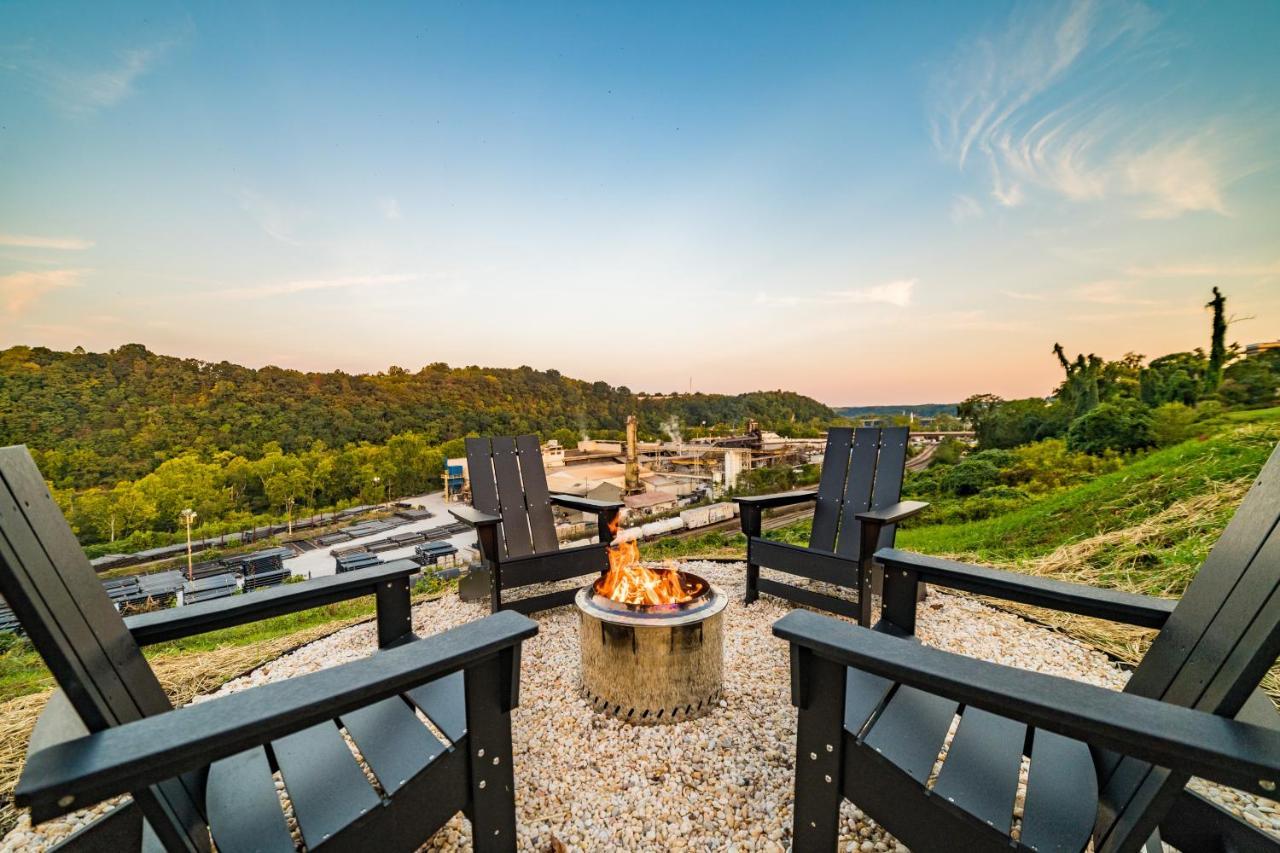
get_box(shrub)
[941,457,1001,495]
[1067,399,1155,455]
[1150,402,1198,447]
[1000,438,1122,492]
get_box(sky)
[2,1,1278,406]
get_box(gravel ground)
[5,561,1277,851]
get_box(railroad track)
[665,505,813,541]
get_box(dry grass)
[942,478,1280,702]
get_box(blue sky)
[2,1,1277,404]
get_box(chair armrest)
[855,501,929,526]
[734,490,818,509]
[773,610,1280,797]
[876,548,1175,629]
[548,494,624,514]
[125,560,420,645]
[450,505,502,527]
[17,611,538,822]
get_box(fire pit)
[576,532,727,723]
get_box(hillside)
[834,403,958,418]
[0,344,833,490]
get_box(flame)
[598,516,700,606]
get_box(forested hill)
[0,344,833,489]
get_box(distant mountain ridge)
[0,343,834,489]
[834,403,958,418]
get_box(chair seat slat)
[206,747,294,853]
[842,666,894,737]
[405,670,468,743]
[272,721,380,849]
[1020,729,1096,853]
[341,696,446,796]
[860,684,958,783]
[931,708,1025,835]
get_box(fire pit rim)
[575,576,728,628]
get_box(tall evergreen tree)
[1205,286,1227,391]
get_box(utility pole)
[180,508,198,582]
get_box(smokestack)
[624,414,643,495]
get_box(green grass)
[896,423,1276,575]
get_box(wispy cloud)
[930,0,1240,218]
[756,279,916,308]
[1123,260,1280,278]
[0,233,94,251]
[949,194,983,223]
[0,268,86,315]
[377,197,402,221]
[1073,279,1158,305]
[215,273,421,300]
[3,37,181,116]
[237,189,308,246]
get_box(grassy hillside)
[899,414,1279,596]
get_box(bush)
[941,457,1001,496]
[1066,399,1155,455]
[1150,402,1198,447]
[1000,438,1122,492]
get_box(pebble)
[4,561,1276,852]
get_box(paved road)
[285,490,478,580]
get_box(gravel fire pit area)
[7,560,1279,852]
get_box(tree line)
[0,344,834,546]
[958,288,1279,455]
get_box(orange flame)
[598,516,700,606]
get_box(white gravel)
[5,561,1276,852]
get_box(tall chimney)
[624,414,643,495]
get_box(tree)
[1066,399,1155,455]
[1204,286,1227,392]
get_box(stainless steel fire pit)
[575,571,728,724]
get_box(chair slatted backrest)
[0,446,210,851]
[1095,442,1280,852]
[807,427,910,559]
[465,436,558,560]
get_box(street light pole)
[180,508,197,582]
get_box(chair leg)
[791,650,847,851]
[464,658,518,853]
[745,561,760,605]
[489,561,502,614]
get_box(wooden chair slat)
[868,426,909,551]
[465,437,506,560]
[206,748,294,853]
[491,437,534,558]
[341,696,446,796]
[0,447,210,850]
[0,448,170,727]
[843,667,895,737]
[833,428,880,558]
[930,707,1025,834]
[809,428,853,552]
[272,720,380,849]
[860,685,958,784]
[516,435,559,553]
[1020,729,1097,853]
[405,671,468,743]
[1127,443,1280,703]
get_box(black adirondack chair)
[774,442,1280,853]
[0,445,537,853]
[737,426,926,626]
[452,435,622,614]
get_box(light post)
[180,508,198,582]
